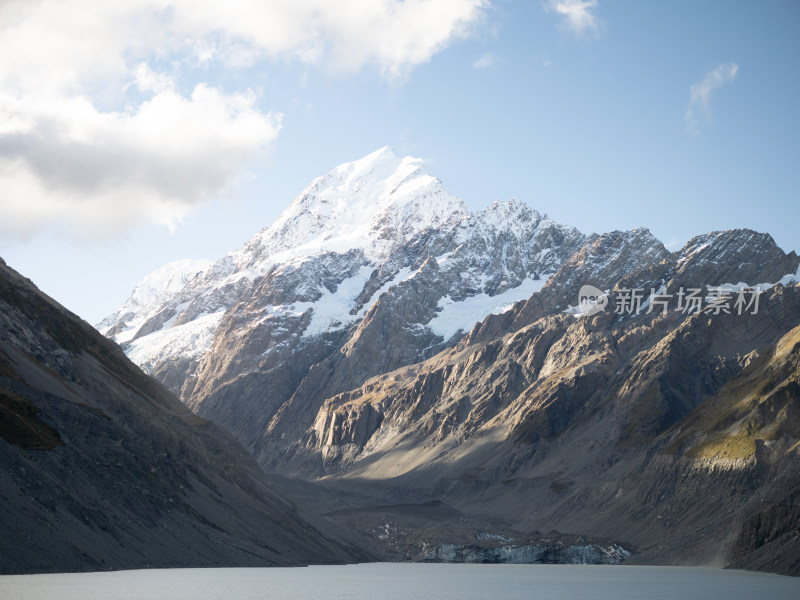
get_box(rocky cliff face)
[99,148,800,574]
[270,242,800,574]
[0,257,367,574]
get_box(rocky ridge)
[274,231,800,574]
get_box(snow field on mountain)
[127,310,226,372]
[430,277,550,340]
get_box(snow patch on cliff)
[430,277,549,341]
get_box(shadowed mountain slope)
[0,257,367,574]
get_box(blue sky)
[1,1,798,323]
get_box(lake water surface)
[1,563,798,600]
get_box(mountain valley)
[94,148,800,575]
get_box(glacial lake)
[1,563,799,600]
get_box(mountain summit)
[248,146,469,263]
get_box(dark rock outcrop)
[0,258,367,574]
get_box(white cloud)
[473,52,496,69]
[0,86,281,238]
[0,0,489,93]
[664,236,682,251]
[685,62,739,134]
[545,0,599,35]
[133,64,176,95]
[0,0,489,238]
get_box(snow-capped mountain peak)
[98,258,212,334]
[128,259,213,308]
[234,147,468,275]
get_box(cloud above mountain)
[545,0,600,36]
[0,0,488,239]
[685,62,739,134]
